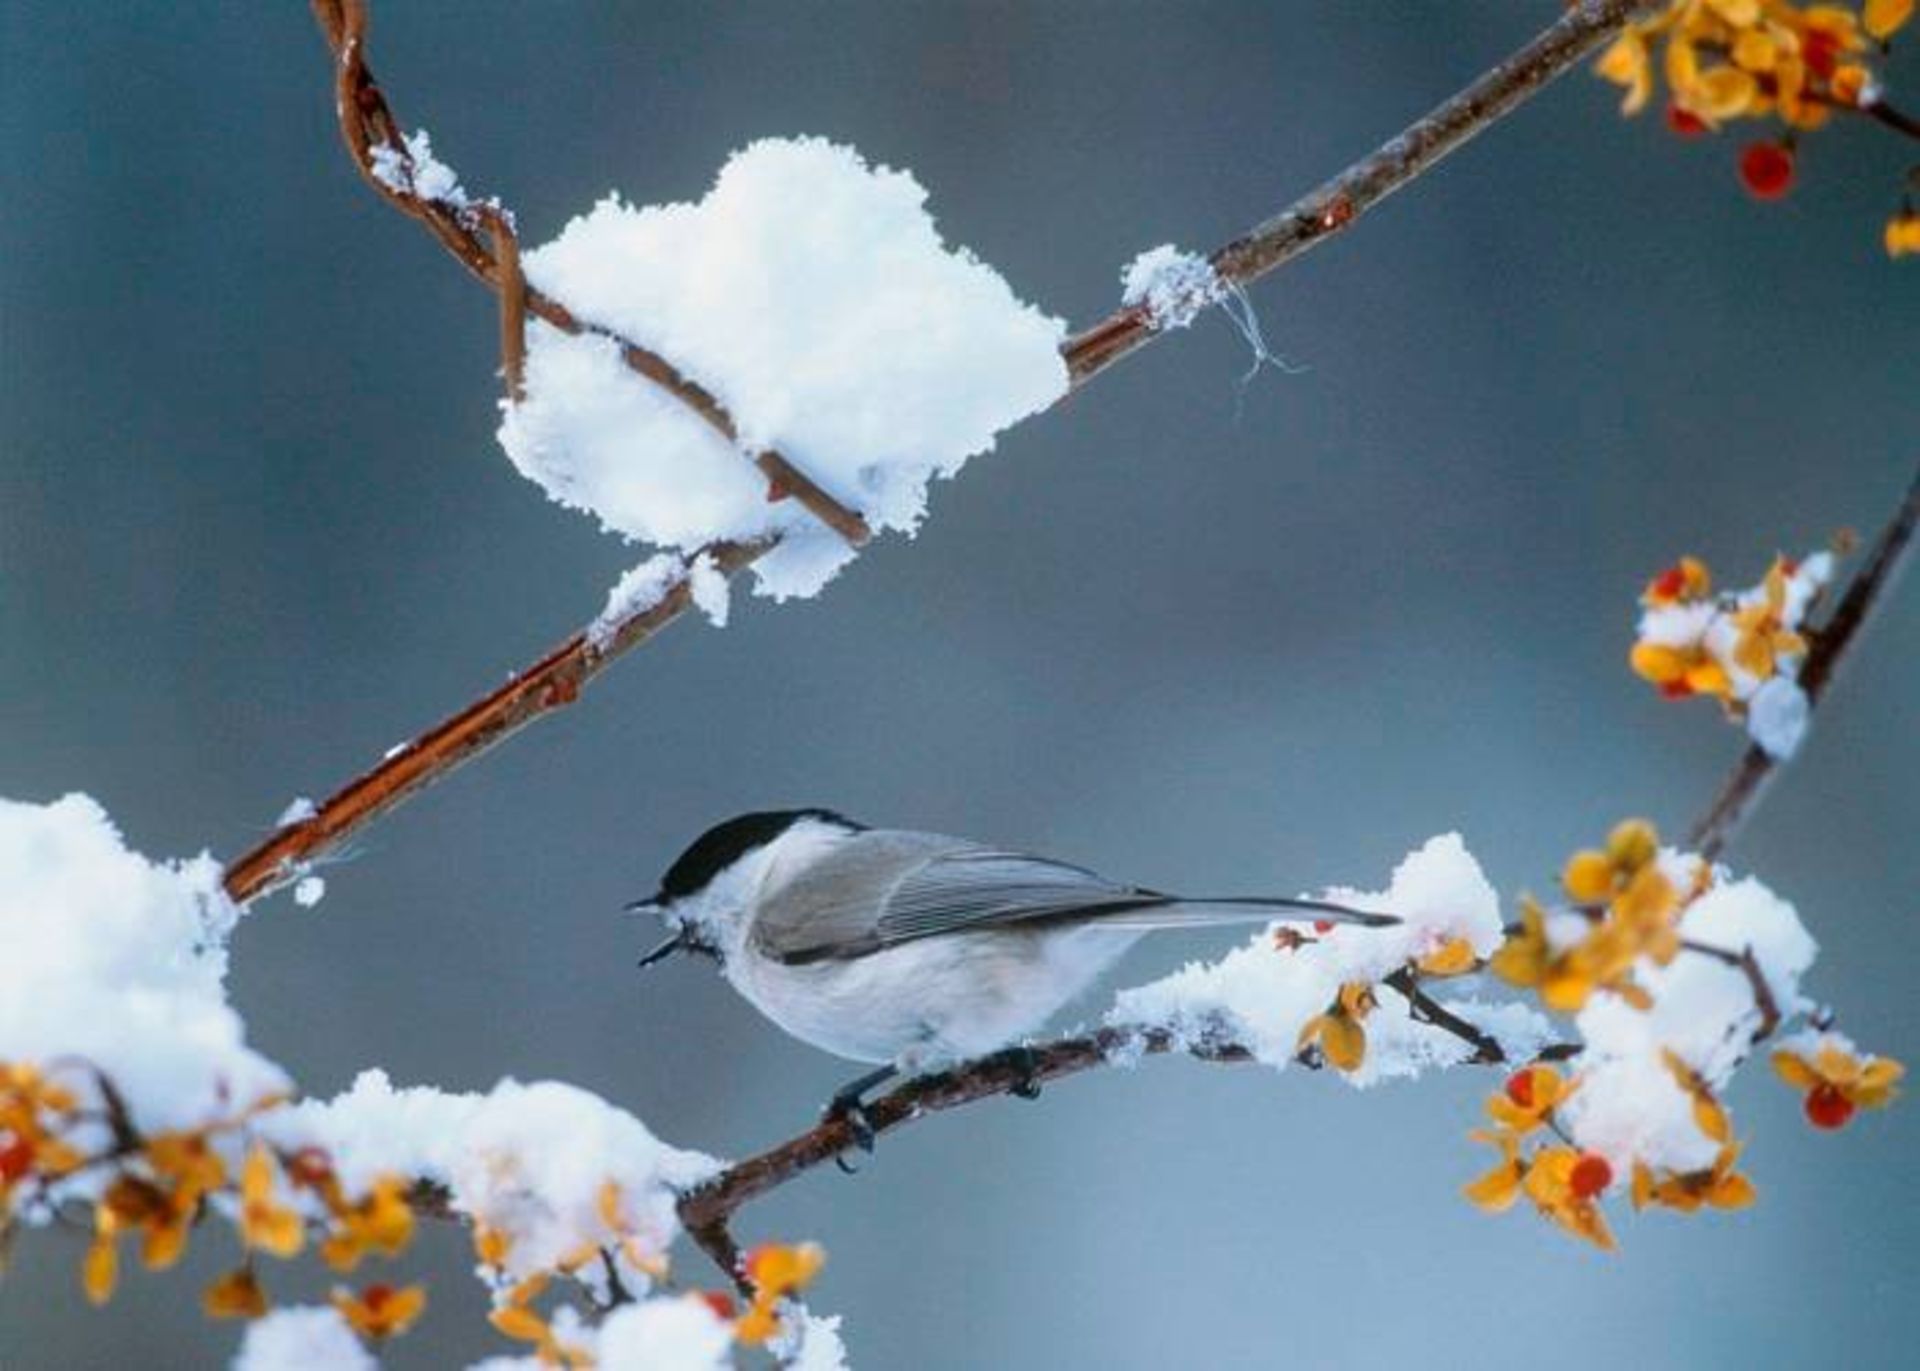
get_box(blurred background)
[3,2,1915,1366]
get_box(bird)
[630,809,1397,1146]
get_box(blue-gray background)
[3,3,1914,1367]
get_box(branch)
[673,975,1585,1284]
[226,0,1657,901]
[1688,462,1920,860]
[674,1029,1253,1284]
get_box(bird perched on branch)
[632,809,1396,1150]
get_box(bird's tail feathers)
[1091,895,1395,930]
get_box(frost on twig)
[367,128,470,210]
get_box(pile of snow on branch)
[0,793,283,1144]
[265,1070,718,1285]
[1110,835,1553,1085]
[499,136,1069,601]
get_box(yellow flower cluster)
[1466,1056,1760,1250]
[1594,1,1916,246]
[1464,1066,1619,1249]
[1491,819,1700,1013]
[1,1063,84,1213]
[4,1058,430,1349]
[1597,1,1902,126]
[480,1180,826,1366]
[1630,1053,1757,1214]
[481,1179,672,1366]
[1627,551,1832,736]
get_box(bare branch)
[1688,463,1920,860]
[226,0,1657,902]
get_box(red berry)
[1651,565,1688,599]
[1803,31,1839,80]
[1660,679,1695,700]
[1570,1153,1614,1199]
[698,1290,738,1321]
[1312,920,1335,936]
[285,1146,333,1186]
[1805,1083,1856,1130]
[1505,1070,1536,1109]
[362,1284,395,1312]
[0,1134,33,1183]
[1665,104,1709,138]
[1739,142,1795,201]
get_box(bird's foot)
[999,1044,1045,1101]
[821,1065,895,1171]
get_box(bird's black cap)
[644,808,863,906]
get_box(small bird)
[631,809,1396,1140]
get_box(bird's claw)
[1002,1045,1044,1101]
[822,1065,893,1172]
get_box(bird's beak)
[637,931,683,969]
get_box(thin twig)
[1688,463,1920,860]
[226,0,1657,902]
[478,205,527,404]
[1382,967,1508,1064]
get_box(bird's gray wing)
[755,831,1385,966]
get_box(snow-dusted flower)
[1294,982,1376,1072]
[1628,550,1836,759]
[202,1266,270,1320]
[737,1241,826,1345]
[330,1281,428,1341]
[1772,1035,1905,1129]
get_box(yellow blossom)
[82,1209,119,1306]
[1597,30,1655,113]
[1865,0,1915,39]
[1463,1129,1526,1212]
[239,1146,305,1259]
[1773,1042,1904,1128]
[1295,982,1375,1072]
[1416,937,1479,978]
[1632,1144,1757,1212]
[0,1062,85,1195]
[332,1283,427,1340]
[1484,1064,1575,1135]
[320,1174,414,1271]
[1886,209,1920,258]
[1523,1145,1618,1251]
[737,1241,826,1346]
[203,1266,270,1320]
[1490,898,1603,1012]
[1727,557,1809,681]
